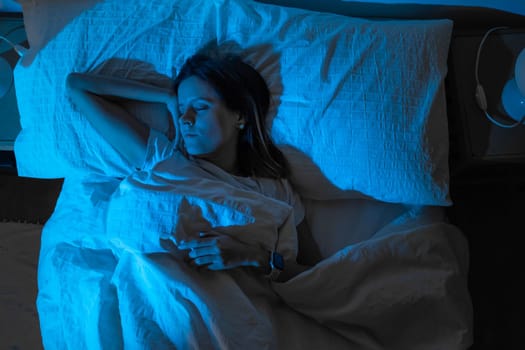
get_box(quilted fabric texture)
[14,0,453,205]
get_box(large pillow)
[14,0,452,205]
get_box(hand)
[177,232,267,271]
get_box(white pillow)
[14,0,452,205]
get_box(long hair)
[172,53,289,179]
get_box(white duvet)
[37,157,472,349]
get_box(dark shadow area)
[0,173,63,224]
[446,28,525,350]
[0,151,16,173]
[447,184,525,350]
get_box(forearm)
[180,232,312,281]
[66,72,158,167]
[67,72,174,104]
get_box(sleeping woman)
[36,46,473,350]
[38,49,335,349]
[66,51,321,279]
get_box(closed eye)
[177,105,208,117]
[178,98,213,115]
[193,104,209,111]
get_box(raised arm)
[66,72,174,168]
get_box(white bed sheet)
[0,222,43,350]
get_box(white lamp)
[501,48,525,123]
[475,27,525,128]
[0,56,13,99]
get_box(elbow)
[66,73,83,104]
[66,73,82,91]
[66,73,94,104]
[66,73,102,98]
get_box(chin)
[183,144,206,157]
[186,148,212,158]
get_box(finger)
[188,246,219,258]
[193,255,217,266]
[199,231,220,238]
[207,262,226,271]
[178,237,217,250]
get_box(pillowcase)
[16,0,104,67]
[14,0,452,205]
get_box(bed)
[0,0,487,348]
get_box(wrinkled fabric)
[37,162,352,349]
[15,0,453,206]
[37,168,472,349]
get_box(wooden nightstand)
[445,27,525,350]
[446,27,525,192]
[1,13,26,174]
[1,13,26,172]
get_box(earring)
[239,123,245,130]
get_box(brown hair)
[173,53,289,179]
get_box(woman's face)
[177,76,241,163]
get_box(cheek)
[201,111,236,142]
[183,119,223,155]
[199,119,223,143]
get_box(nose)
[179,109,195,127]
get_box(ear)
[236,115,246,129]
